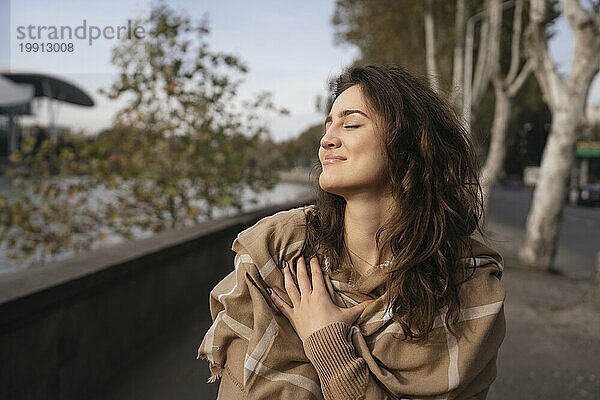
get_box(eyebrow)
[324,109,369,125]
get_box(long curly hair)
[301,64,486,340]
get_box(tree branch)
[424,0,440,93]
[561,0,595,27]
[472,19,489,105]
[450,0,466,108]
[524,0,564,110]
[505,0,524,84]
[488,0,503,79]
[561,0,600,96]
[507,58,533,97]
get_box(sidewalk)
[484,219,600,399]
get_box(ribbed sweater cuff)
[303,322,368,399]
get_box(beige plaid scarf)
[197,205,506,399]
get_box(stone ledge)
[0,195,314,309]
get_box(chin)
[318,173,348,196]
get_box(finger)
[309,256,327,296]
[283,261,301,306]
[268,287,293,318]
[347,300,376,323]
[296,256,312,297]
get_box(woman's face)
[318,85,389,197]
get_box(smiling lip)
[323,155,347,165]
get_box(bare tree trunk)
[479,0,503,214]
[480,0,532,215]
[450,0,466,111]
[481,65,532,213]
[519,0,600,269]
[424,0,440,93]
[520,110,581,267]
[481,84,510,213]
[464,1,496,133]
[471,19,490,118]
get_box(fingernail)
[284,261,289,269]
[266,286,272,295]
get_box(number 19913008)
[18,42,74,53]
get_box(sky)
[0,0,599,143]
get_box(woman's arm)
[268,256,398,399]
[197,247,325,399]
[302,321,370,400]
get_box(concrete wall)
[0,197,314,400]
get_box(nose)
[320,128,342,149]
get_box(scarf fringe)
[196,353,223,383]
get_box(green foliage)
[0,3,287,267]
[332,0,486,91]
[279,123,324,170]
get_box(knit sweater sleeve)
[302,321,370,400]
[302,321,494,400]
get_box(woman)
[197,64,505,399]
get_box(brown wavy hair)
[301,64,486,340]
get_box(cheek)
[363,145,388,178]
[364,141,386,164]
[372,139,387,166]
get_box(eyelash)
[323,123,361,131]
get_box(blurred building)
[0,75,33,161]
[574,141,600,185]
[0,73,94,167]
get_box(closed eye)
[344,125,361,129]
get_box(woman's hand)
[267,256,375,343]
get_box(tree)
[279,123,323,170]
[331,0,556,211]
[0,4,286,267]
[450,0,467,110]
[332,0,460,88]
[519,0,600,269]
[332,0,497,130]
[424,0,441,93]
[463,0,502,133]
[480,0,533,214]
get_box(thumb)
[346,299,375,322]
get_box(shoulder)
[236,204,313,244]
[463,238,504,277]
[458,237,506,307]
[231,204,315,264]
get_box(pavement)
[485,217,600,399]
[99,202,600,399]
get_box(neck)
[343,190,395,276]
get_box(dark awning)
[1,72,94,107]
